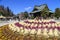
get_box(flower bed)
[0,19,60,40]
[14,20,60,30]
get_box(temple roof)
[34,4,47,11]
[31,4,49,13]
[31,10,41,13]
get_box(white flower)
[54,28,59,36]
[16,27,20,32]
[30,29,36,34]
[20,29,24,34]
[30,23,34,28]
[48,24,51,28]
[43,24,46,28]
[51,23,55,28]
[37,29,42,35]
[38,24,41,27]
[24,28,29,34]
[48,29,54,36]
[43,28,48,36]
[34,24,37,27]
[55,23,58,27]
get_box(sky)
[0,0,60,14]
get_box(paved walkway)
[0,20,19,27]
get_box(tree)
[0,11,5,16]
[0,6,14,17]
[6,7,14,16]
[24,11,29,19]
[0,12,3,16]
[55,8,60,19]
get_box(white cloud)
[25,7,32,11]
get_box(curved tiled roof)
[31,4,49,13]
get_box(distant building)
[19,13,25,20]
[30,4,53,18]
[17,12,25,20]
[18,11,29,20]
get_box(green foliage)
[30,16,34,19]
[24,11,29,18]
[0,12,3,16]
[0,12,5,16]
[0,6,14,17]
[41,10,49,18]
[55,8,60,19]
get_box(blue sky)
[0,0,60,14]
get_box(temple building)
[30,4,54,18]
